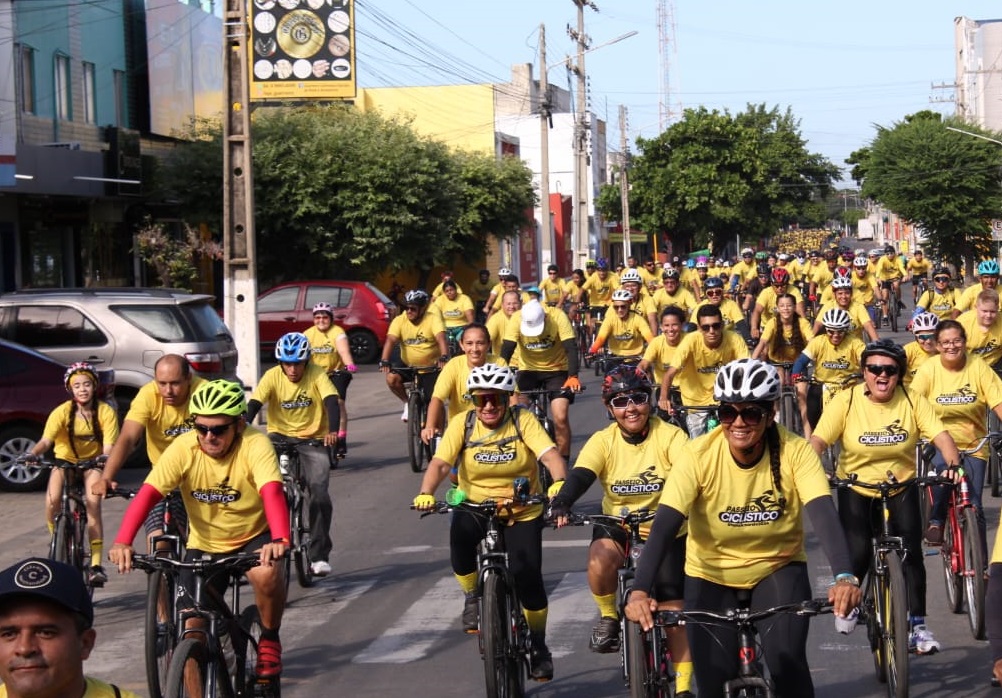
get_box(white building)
[954,16,1002,130]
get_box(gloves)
[562,376,582,392]
[412,493,436,510]
[808,295,817,302]
[547,498,569,521]
[547,479,565,499]
[791,373,805,383]
[346,364,357,373]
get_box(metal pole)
[538,24,553,274]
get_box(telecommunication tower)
[657,0,679,130]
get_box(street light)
[946,125,1002,147]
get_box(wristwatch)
[834,573,860,586]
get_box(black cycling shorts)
[592,526,685,601]
[516,370,574,405]
[328,370,353,398]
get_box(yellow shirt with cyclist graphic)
[434,407,556,522]
[800,334,864,385]
[758,317,813,363]
[659,426,830,588]
[303,324,347,372]
[916,286,958,320]
[652,286,698,316]
[125,376,204,463]
[146,426,282,552]
[538,277,566,306]
[388,310,446,366]
[582,273,619,307]
[689,299,744,328]
[670,330,749,406]
[43,400,119,463]
[503,307,576,372]
[434,293,474,328]
[643,335,684,384]
[596,310,653,356]
[902,341,935,387]
[250,363,337,438]
[958,310,1002,367]
[910,353,1002,460]
[813,384,947,496]
[432,354,504,420]
[815,301,872,342]
[574,417,688,538]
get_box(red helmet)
[770,268,790,285]
[601,366,653,403]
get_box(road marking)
[545,571,597,658]
[543,538,590,548]
[386,545,434,554]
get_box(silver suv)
[0,288,238,417]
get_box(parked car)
[0,339,115,492]
[258,281,397,364]
[0,288,238,421]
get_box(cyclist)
[658,304,749,437]
[486,274,531,320]
[617,268,658,334]
[95,354,200,549]
[627,359,861,698]
[539,264,568,307]
[588,289,653,360]
[914,266,958,321]
[906,249,931,304]
[957,288,1002,367]
[690,276,746,334]
[728,248,757,297]
[433,279,475,355]
[485,289,522,367]
[548,366,693,694]
[812,273,879,343]
[0,557,142,698]
[109,379,290,679]
[380,289,448,421]
[412,364,566,681]
[640,306,688,410]
[468,268,493,323]
[875,245,907,327]
[563,268,589,328]
[912,319,1002,559]
[500,299,582,463]
[26,363,119,588]
[582,257,619,334]
[653,268,697,320]
[750,293,813,382]
[807,249,840,307]
[951,259,1001,318]
[809,340,960,655]
[640,255,662,290]
[851,255,881,326]
[690,256,710,300]
[421,323,496,444]
[902,311,940,386]
[304,302,356,459]
[791,308,865,439]
[749,267,806,342]
[483,266,513,320]
[430,270,463,301]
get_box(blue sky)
[355,0,1001,184]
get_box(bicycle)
[988,406,1002,497]
[415,482,547,698]
[445,325,466,359]
[271,437,325,589]
[654,597,833,698]
[131,551,279,698]
[567,302,593,369]
[393,365,440,473]
[663,403,719,438]
[766,361,800,434]
[592,351,642,378]
[144,495,188,698]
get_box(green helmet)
[189,379,246,417]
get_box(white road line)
[543,538,591,548]
[545,571,597,658]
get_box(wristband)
[378,360,391,368]
[834,573,860,586]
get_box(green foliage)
[595,182,623,222]
[135,221,223,291]
[848,111,1002,265]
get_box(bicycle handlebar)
[18,456,107,472]
[562,510,656,532]
[130,551,261,576]
[829,472,954,494]
[654,597,834,627]
[269,436,325,452]
[412,495,549,518]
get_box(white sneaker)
[401,404,409,422]
[310,560,331,577]
[909,624,940,655]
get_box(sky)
[353,0,1002,184]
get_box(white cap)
[520,300,546,337]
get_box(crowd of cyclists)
[19,238,1002,696]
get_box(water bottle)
[706,413,720,431]
[278,453,291,476]
[513,476,530,503]
[445,487,467,506]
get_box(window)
[54,54,70,120]
[306,285,351,309]
[113,69,125,127]
[258,287,300,313]
[19,46,34,114]
[82,62,96,124]
[13,306,106,348]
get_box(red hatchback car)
[258,281,397,364]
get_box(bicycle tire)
[626,620,656,698]
[50,516,71,565]
[407,391,425,473]
[237,605,272,697]
[942,514,962,614]
[163,637,208,698]
[145,569,177,698]
[293,489,315,588]
[992,442,1002,498]
[889,303,899,333]
[723,676,773,697]
[481,572,523,698]
[883,553,909,698]
[962,507,987,640]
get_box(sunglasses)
[864,364,899,377]
[471,392,506,408]
[609,392,650,409]
[404,305,421,312]
[825,328,846,335]
[934,276,950,282]
[699,322,723,332]
[717,404,768,426]
[915,333,935,342]
[192,421,238,437]
[705,289,723,296]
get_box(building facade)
[954,16,1002,131]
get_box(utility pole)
[569,0,596,268]
[618,104,631,261]
[538,24,553,274]
[222,0,260,388]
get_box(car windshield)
[112,302,231,343]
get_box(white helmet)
[912,312,940,333]
[714,359,781,403]
[831,274,853,290]
[466,363,516,392]
[821,307,852,330]
[854,248,866,257]
[620,269,642,284]
[498,267,512,277]
[611,288,634,303]
[741,247,754,257]
[852,256,869,268]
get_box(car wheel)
[348,329,379,364]
[0,425,48,492]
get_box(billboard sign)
[249,0,356,101]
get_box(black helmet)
[704,276,724,290]
[861,339,907,378]
[756,262,771,277]
[601,365,653,403]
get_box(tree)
[135,220,222,290]
[846,111,1002,268]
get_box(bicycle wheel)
[50,516,71,564]
[407,391,425,473]
[882,554,909,698]
[236,605,275,697]
[991,442,1002,498]
[941,515,962,614]
[163,638,208,698]
[889,301,899,332]
[626,620,655,698]
[145,569,177,698]
[293,491,315,588]
[962,507,987,640]
[481,572,522,698]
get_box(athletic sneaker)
[528,634,553,681]
[924,523,943,546]
[256,637,282,677]
[88,566,108,587]
[589,616,621,653]
[401,404,409,422]
[909,624,941,655]
[462,595,480,633]
[310,560,331,577]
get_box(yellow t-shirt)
[431,280,463,299]
[434,407,556,522]
[304,324,348,372]
[43,400,119,463]
[643,334,684,384]
[485,312,520,367]
[250,363,337,438]
[954,282,1002,313]
[815,301,872,342]
[596,310,653,356]
[388,310,446,366]
[810,265,835,291]
[574,417,689,538]
[538,277,566,306]
[146,426,282,552]
[916,286,958,320]
[754,286,804,322]
[653,287,698,316]
[851,273,879,306]
[565,281,587,305]
[689,299,744,328]
[759,317,813,363]
[813,384,947,495]
[907,258,931,278]
[582,273,619,307]
[670,330,749,406]
[902,340,935,387]
[503,307,576,372]
[910,353,1002,459]
[875,256,906,282]
[958,310,1002,367]
[729,260,757,286]
[0,678,141,698]
[800,334,864,384]
[125,376,205,463]
[431,354,503,420]
[434,293,474,328]
[659,426,830,588]
[468,278,493,304]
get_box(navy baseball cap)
[0,557,93,627]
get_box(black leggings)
[450,511,547,611]
[838,485,926,617]
[685,563,813,698]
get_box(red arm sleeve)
[260,481,291,543]
[113,484,164,545]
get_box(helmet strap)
[618,421,650,445]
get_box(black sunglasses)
[705,289,723,296]
[192,421,238,436]
[934,276,950,282]
[471,392,505,407]
[864,364,899,377]
[699,321,723,331]
[717,404,768,426]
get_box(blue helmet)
[686,258,695,269]
[978,259,1000,276]
[704,276,724,290]
[275,332,311,362]
[596,257,610,271]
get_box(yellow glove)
[547,479,565,499]
[412,493,436,510]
